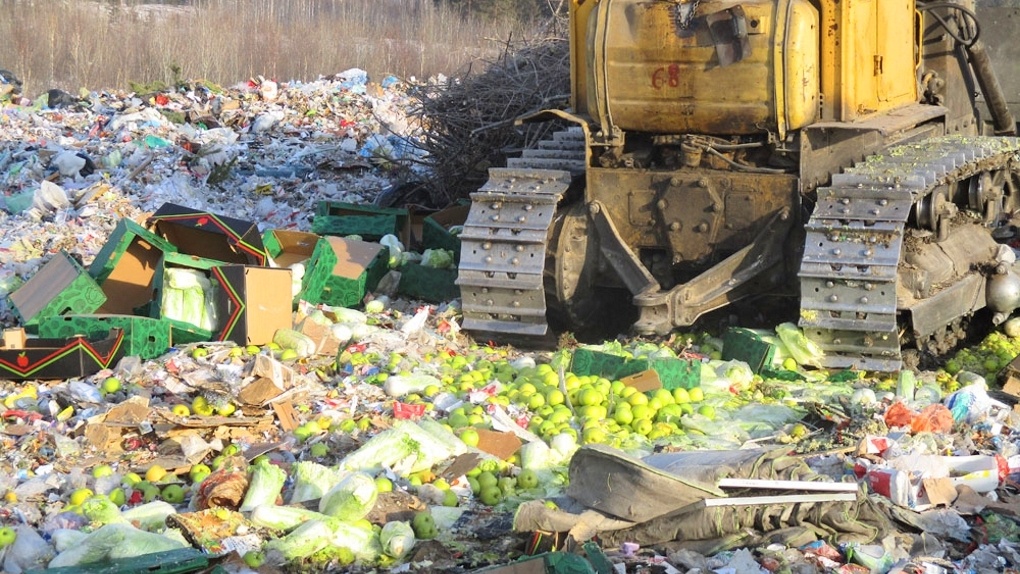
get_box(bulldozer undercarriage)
[458,131,1020,371]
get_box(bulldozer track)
[799,135,1020,371]
[456,128,586,337]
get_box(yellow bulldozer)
[455,0,1020,371]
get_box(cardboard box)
[571,347,699,390]
[8,251,107,332]
[210,265,293,346]
[312,200,412,244]
[39,314,172,360]
[151,254,292,346]
[302,236,388,308]
[422,204,469,261]
[148,203,267,265]
[90,218,178,315]
[150,252,224,343]
[262,229,319,268]
[397,263,459,303]
[722,327,777,373]
[262,228,320,304]
[0,327,126,380]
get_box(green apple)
[442,489,458,507]
[243,551,265,568]
[411,511,437,539]
[459,428,480,448]
[215,402,236,416]
[479,485,503,506]
[121,472,143,487]
[171,404,191,417]
[374,476,393,493]
[191,347,209,359]
[160,484,186,504]
[100,377,121,394]
[0,526,16,548]
[108,487,126,506]
[309,443,329,458]
[69,488,93,506]
[91,464,114,479]
[516,469,539,489]
[188,464,211,483]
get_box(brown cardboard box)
[90,218,177,315]
[148,203,267,265]
[8,251,107,331]
[210,265,293,346]
[0,327,126,380]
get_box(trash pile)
[1,71,1020,574]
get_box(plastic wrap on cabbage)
[775,322,824,368]
[380,521,415,559]
[263,517,381,566]
[420,248,454,269]
[80,495,128,525]
[239,461,288,512]
[380,234,404,268]
[319,472,378,520]
[263,518,334,565]
[121,501,178,532]
[250,504,329,532]
[289,461,342,504]
[47,524,186,568]
[336,420,465,476]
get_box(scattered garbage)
[1,70,1020,574]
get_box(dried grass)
[0,0,527,95]
[407,35,571,206]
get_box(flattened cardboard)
[90,218,177,315]
[272,401,300,431]
[39,314,172,360]
[148,203,267,265]
[922,477,957,507]
[1003,376,1020,399]
[475,429,522,460]
[619,369,661,393]
[211,265,293,346]
[296,318,342,356]
[0,327,126,380]
[302,236,387,308]
[8,251,107,331]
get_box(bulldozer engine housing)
[456,0,1020,371]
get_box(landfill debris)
[1,71,1020,574]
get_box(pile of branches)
[406,35,572,207]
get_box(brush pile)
[407,36,571,206]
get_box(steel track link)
[457,128,586,336]
[799,135,1020,371]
